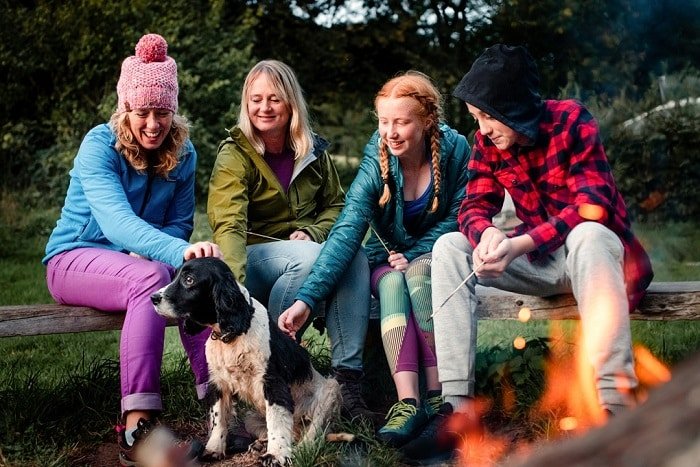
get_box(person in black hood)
[400,44,653,465]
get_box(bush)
[607,103,700,222]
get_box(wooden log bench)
[0,282,698,338]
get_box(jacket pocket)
[77,216,107,243]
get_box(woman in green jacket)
[279,71,470,447]
[207,60,376,425]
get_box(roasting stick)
[368,224,392,256]
[244,230,284,242]
[430,260,486,319]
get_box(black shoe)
[334,368,385,427]
[117,417,203,466]
[377,398,430,448]
[400,402,471,465]
[226,422,255,454]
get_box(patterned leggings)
[371,253,436,375]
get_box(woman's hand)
[388,251,409,272]
[289,230,312,241]
[183,241,223,261]
[278,300,311,340]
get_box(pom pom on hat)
[117,33,178,113]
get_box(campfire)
[445,313,674,466]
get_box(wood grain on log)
[0,281,698,337]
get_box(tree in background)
[1,0,698,220]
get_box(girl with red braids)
[278,71,470,447]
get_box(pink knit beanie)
[117,33,178,113]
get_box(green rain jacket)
[207,127,344,282]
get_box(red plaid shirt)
[458,99,653,311]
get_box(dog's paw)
[260,452,291,467]
[247,438,267,455]
[200,449,226,462]
[203,437,227,461]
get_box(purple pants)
[46,248,210,415]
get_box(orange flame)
[450,398,509,466]
[531,322,605,435]
[432,293,672,466]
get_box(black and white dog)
[151,257,340,466]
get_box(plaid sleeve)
[457,137,504,247]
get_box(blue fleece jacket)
[44,124,196,268]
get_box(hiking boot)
[334,368,384,427]
[377,398,430,448]
[400,402,472,465]
[116,417,203,466]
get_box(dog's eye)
[182,274,195,287]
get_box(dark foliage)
[1,0,698,220]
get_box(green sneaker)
[377,398,429,447]
[424,390,443,418]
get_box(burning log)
[506,350,700,467]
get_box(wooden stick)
[368,224,392,255]
[244,230,284,242]
[430,261,486,318]
[325,432,356,443]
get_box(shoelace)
[425,395,443,414]
[384,401,418,429]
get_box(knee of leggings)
[405,257,431,279]
[377,270,406,296]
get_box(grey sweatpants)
[431,222,637,413]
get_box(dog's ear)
[183,318,207,336]
[213,279,254,337]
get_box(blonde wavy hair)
[375,71,444,212]
[237,60,314,160]
[110,111,190,178]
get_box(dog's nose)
[151,293,162,305]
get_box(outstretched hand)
[278,300,311,340]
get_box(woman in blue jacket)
[279,71,470,447]
[43,34,220,466]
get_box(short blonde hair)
[237,60,314,159]
[109,111,190,178]
[375,71,444,212]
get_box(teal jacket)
[296,123,470,308]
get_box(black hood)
[453,44,544,142]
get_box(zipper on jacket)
[138,170,155,217]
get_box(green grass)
[1,192,699,465]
